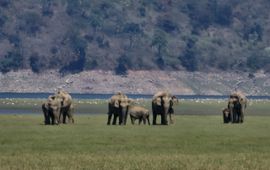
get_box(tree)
[123,23,142,48]
[156,18,178,33]
[19,12,43,36]
[29,53,44,73]
[151,29,167,56]
[60,31,87,74]
[90,14,103,33]
[0,50,23,73]
[179,37,198,71]
[115,54,131,75]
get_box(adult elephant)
[107,92,132,125]
[42,95,62,125]
[55,90,74,124]
[152,91,178,125]
[228,92,247,123]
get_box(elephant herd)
[41,90,248,125]
[106,91,178,125]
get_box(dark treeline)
[0,0,270,75]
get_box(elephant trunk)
[120,106,128,125]
[162,106,169,125]
[229,106,234,123]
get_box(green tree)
[123,23,142,48]
[151,29,167,56]
[179,37,198,71]
[0,50,23,73]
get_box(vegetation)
[0,0,270,74]
[0,98,270,169]
[1,114,270,169]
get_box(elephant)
[42,95,62,125]
[152,91,178,125]
[42,90,74,125]
[227,92,247,123]
[55,90,74,124]
[222,108,231,123]
[107,92,132,125]
[128,105,150,125]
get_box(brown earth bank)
[0,70,269,96]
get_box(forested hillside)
[0,0,270,75]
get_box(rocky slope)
[0,70,269,96]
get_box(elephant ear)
[56,90,72,107]
[156,97,162,106]
[119,97,130,107]
[114,100,120,108]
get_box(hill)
[0,0,270,75]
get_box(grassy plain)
[0,99,270,169]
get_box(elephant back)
[55,90,72,107]
[47,95,62,108]
[152,91,172,106]
[230,91,247,107]
[230,91,247,102]
[110,92,129,107]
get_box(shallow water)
[0,93,269,115]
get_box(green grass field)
[0,99,270,170]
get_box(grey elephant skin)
[227,92,247,123]
[152,92,177,125]
[128,105,150,125]
[42,90,74,125]
[107,92,131,125]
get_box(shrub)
[157,18,178,33]
[115,55,131,75]
[0,0,10,8]
[0,50,23,73]
[29,53,44,73]
[8,35,21,48]
[19,12,43,36]
[42,1,54,17]
[179,38,198,71]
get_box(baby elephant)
[222,108,231,123]
[128,105,150,125]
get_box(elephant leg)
[161,114,167,125]
[232,112,236,123]
[112,114,118,125]
[143,118,146,125]
[67,109,74,124]
[62,113,67,124]
[118,113,123,125]
[240,109,244,123]
[130,116,135,125]
[123,112,128,125]
[223,113,226,123]
[107,113,113,125]
[152,113,157,125]
[169,113,174,124]
[44,111,50,125]
[228,113,231,123]
[147,116,150,125]
[51,113,55,125]
[53,109,60,125]
[230,113,234,123]
[42,105,50,125]
[139,117,142,125]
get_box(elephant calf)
[128,105,150,125]
[222,108,231,123]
